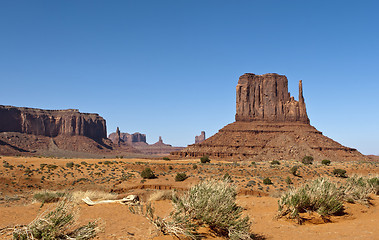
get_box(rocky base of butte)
[172,73,366,161]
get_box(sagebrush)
[13,198,100,240]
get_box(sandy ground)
[0,156,378,239]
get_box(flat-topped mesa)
[0,105,107,141]
[235,73,309,123]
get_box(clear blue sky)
[1,1,378,155]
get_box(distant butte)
[172,73,367,161]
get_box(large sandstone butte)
[172,73,366,161]
[0,105,106,140]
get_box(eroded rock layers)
[236,73,309,123]
[172,73,365,161]
[0,105,107,141]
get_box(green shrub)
[171,180,251,239]
[321,159,331,165]
[271,160,280,165]
[223,173,232,182]
[263,177,273,185]
[46,164,58,170]
[285,176,293,185]
[302,156,314,165]
[175,173,188,182]
[163,157,170,160]
[200,155,210,164]
[192,164,198,170]
[140,168,156,179]
[290,166,299,176]
[278,178,343,221]
[66,162,74,168]
[367,177,379,195]
[168,166,173,170]
[333,169,347,178]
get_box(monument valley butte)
[0,73,378,240]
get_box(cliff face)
[235,73,309,123]
[0,105,107,141]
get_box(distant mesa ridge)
[108,130,183,155]
[172,73,366,161]
[0,105,107,141]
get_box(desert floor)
[0,156,378,240]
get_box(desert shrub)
[192,164,198,170]
[342,176,379,204]
[175,173,188,182]
[168,166,173,170]
[13,198,100,240]
[333,169,347,178]
[278,178,343,221]
[3,161,14,169]
[163,157,170,161]
[66,162,74,168]
[263,177,273,185]
[321,159,331,165]
[81,161,88,166]
[290,166,299,176]
[301,156,313,165]
[200,155,210,164]
[367,177,379,195]
[47,164,58,170]
[223,173,232,182]
[250,161,256,166]
[271,160,280,165]
[34,191,66,205]
[171,180,251,239]
[285,176,293,185]
[40,163,47,169]
[140,168,156,179]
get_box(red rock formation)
[195,131,206,144]
[108,130,184,155]
[235,73,309,123]
[172,73,366,161]
[108,131,147,145]
[0,105,107,140]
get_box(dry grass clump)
[278,176,379,223]
[342,175,379,204]
[33,190,67,205]
[131,180,252,239]
[13,198,101,240]
[278,178,343,221]
[148,190,173,202]
[171,180,252,239]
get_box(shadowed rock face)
[0,105,107,141]
[235,73,309,123]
